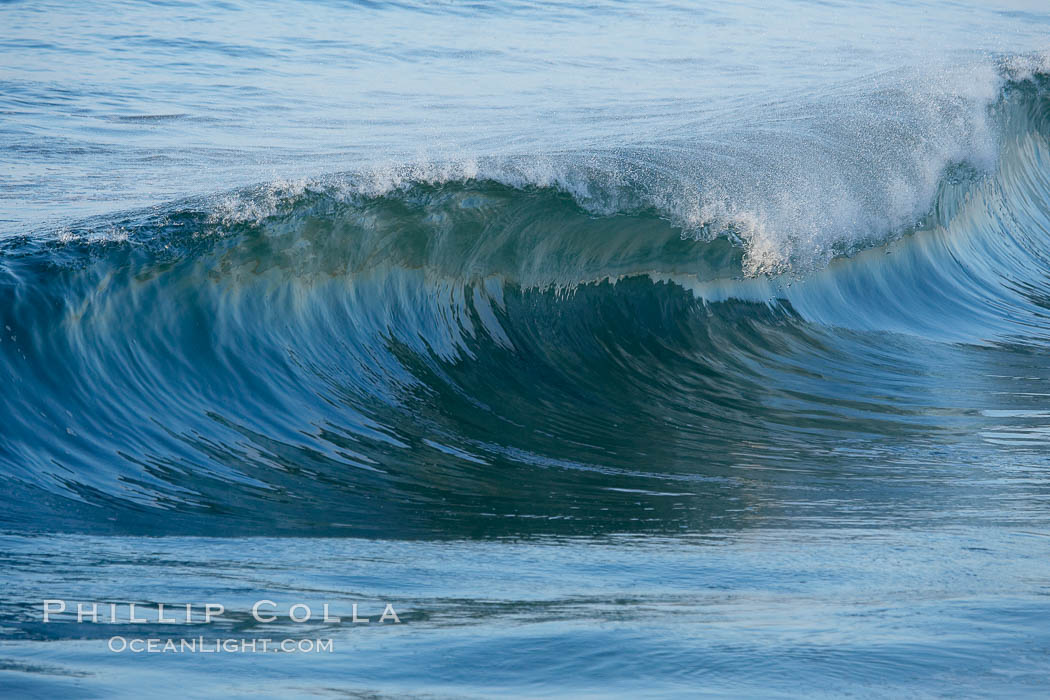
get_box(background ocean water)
[3,0,1050,697]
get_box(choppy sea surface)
[3,0,1050,696]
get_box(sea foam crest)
[203,56,1036,277]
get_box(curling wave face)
[3,73,1050,537]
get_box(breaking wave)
[2,66,1050,537]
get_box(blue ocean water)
[3,0,1050,696]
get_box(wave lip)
[193,58,1040,277]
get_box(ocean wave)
[2,64,1050,536]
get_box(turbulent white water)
[134,54,1049,281]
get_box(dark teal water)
[3,1,1050,697]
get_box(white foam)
[201,55,1043,277]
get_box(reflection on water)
[2,529,1048,697]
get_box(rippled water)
[3,0,1050,697]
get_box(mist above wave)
[183,57,1048,279]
